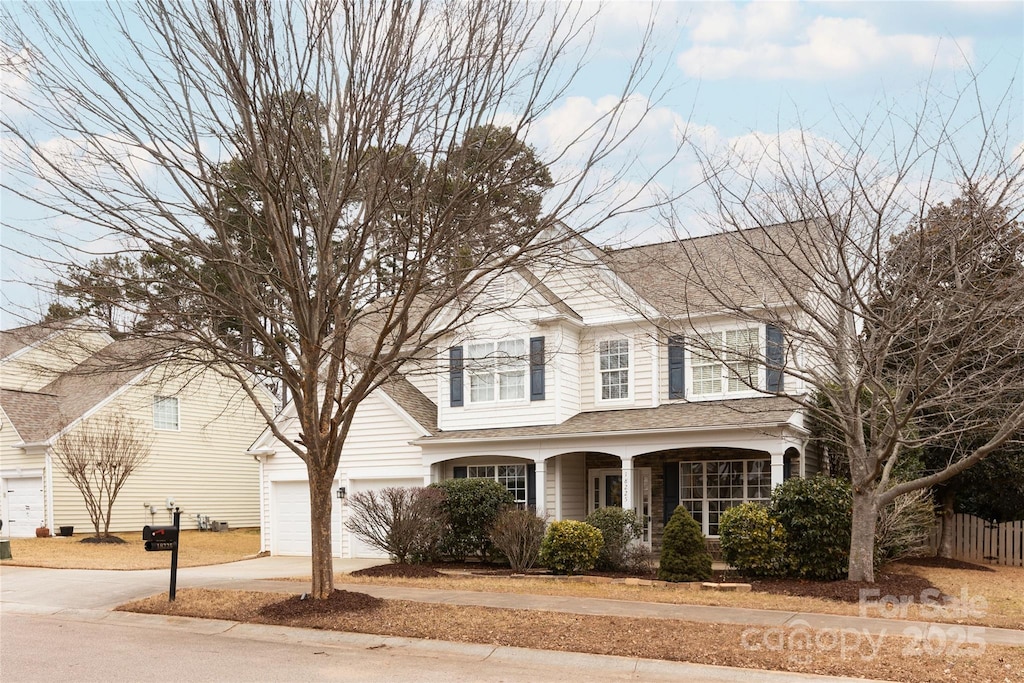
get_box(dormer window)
[467,339,526,403]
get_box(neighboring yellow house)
[0,320,273,538]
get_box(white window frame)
[688,326,762,398]
[679,459,772,537]
[465,338,528,405]
[152,396,180,431]
[465,463,528,504]
[596,337,633,403]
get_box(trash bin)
[0,540,12,560]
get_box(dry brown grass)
[1,528,260,569]
[120,588,1024,683]
[337,561,1024,630]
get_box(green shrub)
[585,507,643,571]
[489,508,547,572]
[432,478,515,560]
[657,505,712,582]
[770,476,852,581]
[718,503,788,577]
[538,520,603,575]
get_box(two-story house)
[252,223,820,557]
[0,320,273,537]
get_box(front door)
[588,468,652,545]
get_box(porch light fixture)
[337,486,346,500]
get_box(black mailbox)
[143,525,179,551]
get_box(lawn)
[336,560,1024,630]
[1,528,261,569]
[120,587,1024,683]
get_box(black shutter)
[663,462,680,525]
[668,336,685,399]
[765,325,785,393]
[453,466,467,479]
[526,464,536,507]
[530,336,545,401]
[449,346,464,407]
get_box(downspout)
[44,450,55,530]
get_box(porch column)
[770,449,786,490]
[534,460,546,519]
[422,463,437,487]
[620,456,634,513]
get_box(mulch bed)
[79,536,128,544]
[349,563,444,578]
[351,559,990,606]
[896,556,996,572]
[258,589,384,620]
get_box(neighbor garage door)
[348,478,423,558]
[5,477,44,538]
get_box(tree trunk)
[937,486,957,559]
[308,467,336,599]
[848,489,878,582]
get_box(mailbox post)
[143,508,181,601]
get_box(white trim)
[44,452,54,530]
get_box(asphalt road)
[1,611,815,683]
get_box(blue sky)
[2,0,1021,329]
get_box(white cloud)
[678,3,973,80]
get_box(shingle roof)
[603,222,818,316]
[0,337,161,443]
[379,375,437,434]
[419,395,800,442]
[0,388,62,442]
[0,321,71,360]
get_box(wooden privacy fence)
[931,514,1024,567]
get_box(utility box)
[211,521,229,532]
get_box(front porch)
[416,398,815,551]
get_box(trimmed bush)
[657,505,712,582]
[489,508,547,572]
[770,476,852,581]
[538,520,603,575]
[585,507,643,571]
[346,486,447,564]
[432,478,515,560]
[718,503,788,577]
[875,489,934,565]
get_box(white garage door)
[271,481,313,556]
[347,478,423,558]
[5,477,44,538]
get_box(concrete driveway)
[0,556,385,612]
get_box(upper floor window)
[599,338,630,400]
[467,339,526,403]
[153,396,179,430]
[690,328,760,397]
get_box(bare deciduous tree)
[52,409,151,539]
[657,82,1023,582]
[2,1,679,596]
